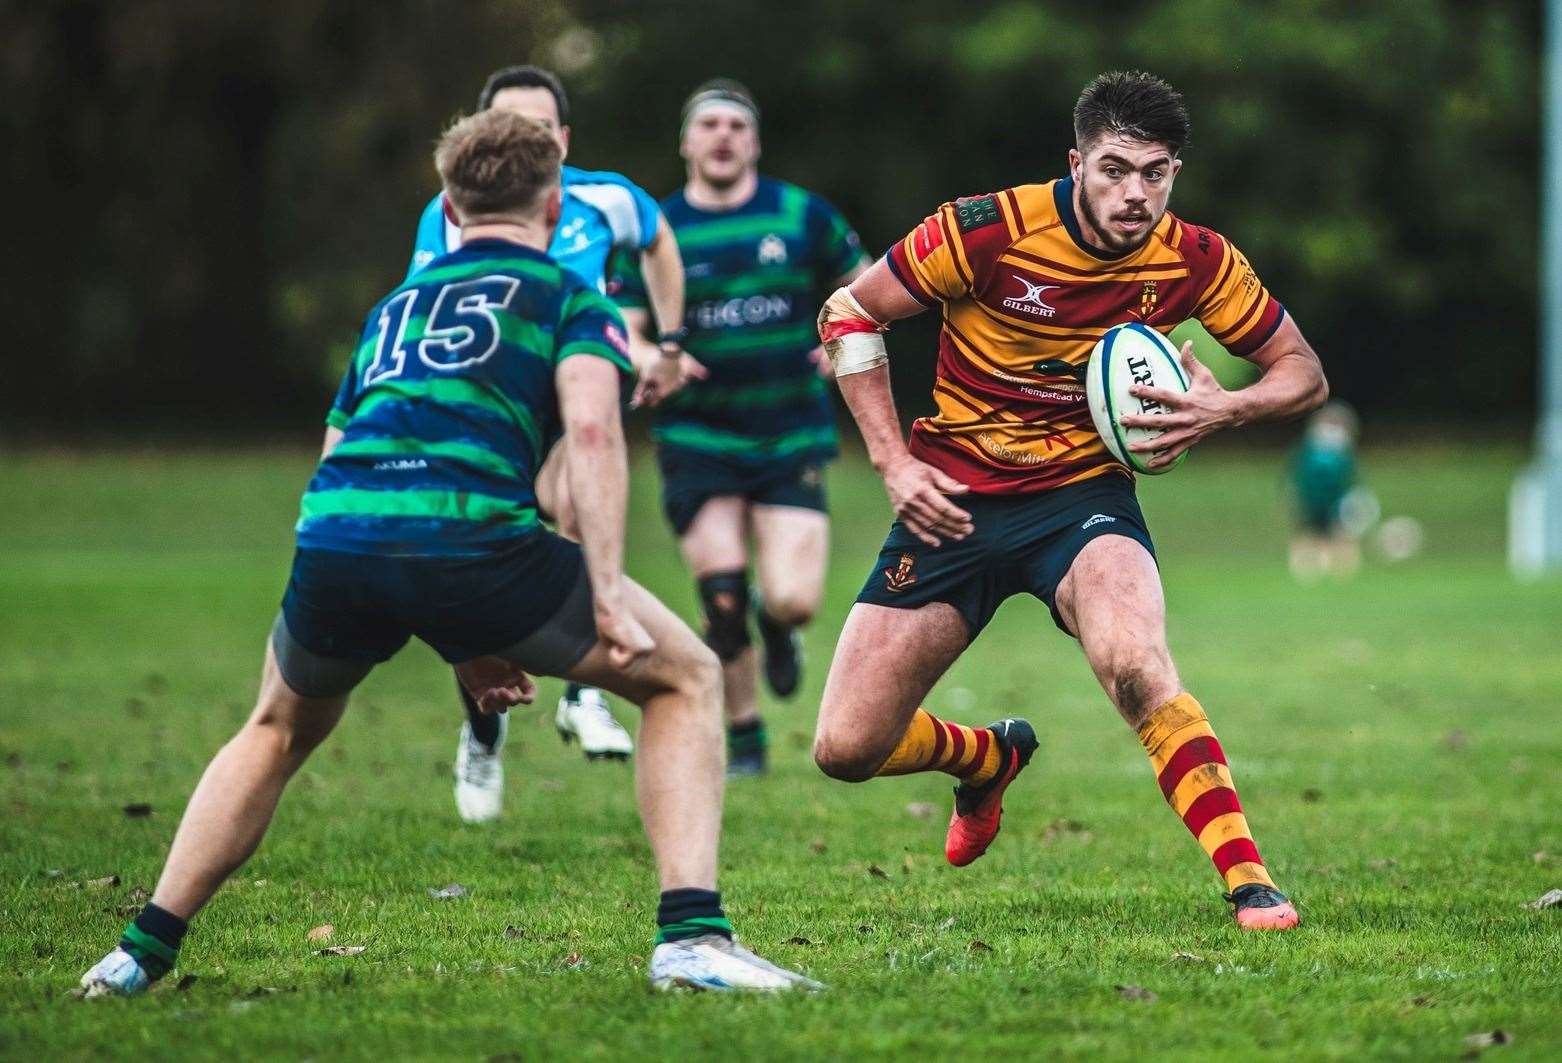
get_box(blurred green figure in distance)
[1287,401,1367,581]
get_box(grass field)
[2,440,1560,1060]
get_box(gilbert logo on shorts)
[884,552,918,593]
[1002,276,1058,318]
[1081,514,1117,530]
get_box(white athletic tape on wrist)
[818,287,888,376]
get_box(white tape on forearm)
[819,287,889,376]
[829,332,888,376]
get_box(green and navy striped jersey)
[298,239,633,556]
[614,176,866,466]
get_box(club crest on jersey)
[757,233,788,265]
[1002,275,1058,318]
[1139,279,1159,320]
[883,552,918,593]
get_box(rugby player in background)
[83,111,819,995]
[615,80,870,775]
[811,72,1326,929]
[409,65,695,820]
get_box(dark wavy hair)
[1073,71,1189,155]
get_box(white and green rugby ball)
[1086,322,1190,475]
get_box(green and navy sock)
[564,682,586,702]
[655,888,732,945]
[728,718,767,758]
[118,902,187,981]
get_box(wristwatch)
[657,327,689,354]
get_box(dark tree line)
[2,0,1540,434]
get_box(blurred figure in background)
[615,79,870,776]
[1287,401,1365,581]
[409,64,694,821]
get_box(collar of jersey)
[675,175,768,217]
[1054,175,1136,262]
[458,238,553,259]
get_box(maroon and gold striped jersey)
[886,176,1286,494]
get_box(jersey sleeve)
[325,313,378,428]
[626,184,662,252]
[566,169,662,253]
[1188,230,1287,358]
[805,193,867,283]
[325,365,357,430]
[405,194,449,280]
[605,247,649,311]
[557,286,636,380]
[885,194,1010,306]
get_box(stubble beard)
[1078,179,1155,255]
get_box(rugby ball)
[1086,322,1190,475]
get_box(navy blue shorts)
[278,530,590,678]
[855,474,1155,639]
[657,447,827,536]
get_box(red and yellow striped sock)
[1136,693,1276,891]
[873,709,1002,785]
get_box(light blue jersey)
[408,165,661,290]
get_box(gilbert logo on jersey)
[1002,276,1059,318]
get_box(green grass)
[2,440,1560,1060]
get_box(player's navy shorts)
[855,474,1155,639]
[656,447,827,535]
[272,530,597,698]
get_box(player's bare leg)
[814,601,1035,865]
[80,643,350,996]
[555,577,818,990]
[814,602,966,777]
[152,643,348,920]
[558,578,724,889]
[750,504,827,699]
[679,496,766,773]
[1055,534,1299,930]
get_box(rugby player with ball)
[812,71,1327,929]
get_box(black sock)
[655,888,732,944]
[756,604,792,637]
[118,902,187,981]
[728,717,766,756]
[456,676,502,751]
[564,682,585,701]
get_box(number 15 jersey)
[886,176,1287,494]
[300,240,633,556]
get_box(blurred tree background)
[1,0,1541,434]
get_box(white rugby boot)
[80,948,151,998]
[453,714,507,823]
[556,687,633,761]
[648,934,824,992]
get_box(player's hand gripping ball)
[1086,322,1192,475]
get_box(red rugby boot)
[945,718,1038,867]
[1227,883,1301,931]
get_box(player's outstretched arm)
[557,356,654,669]
[641,216,686,346]
[1121,316,1329,469]
[630,217,700,408]
[819,258,973,546]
